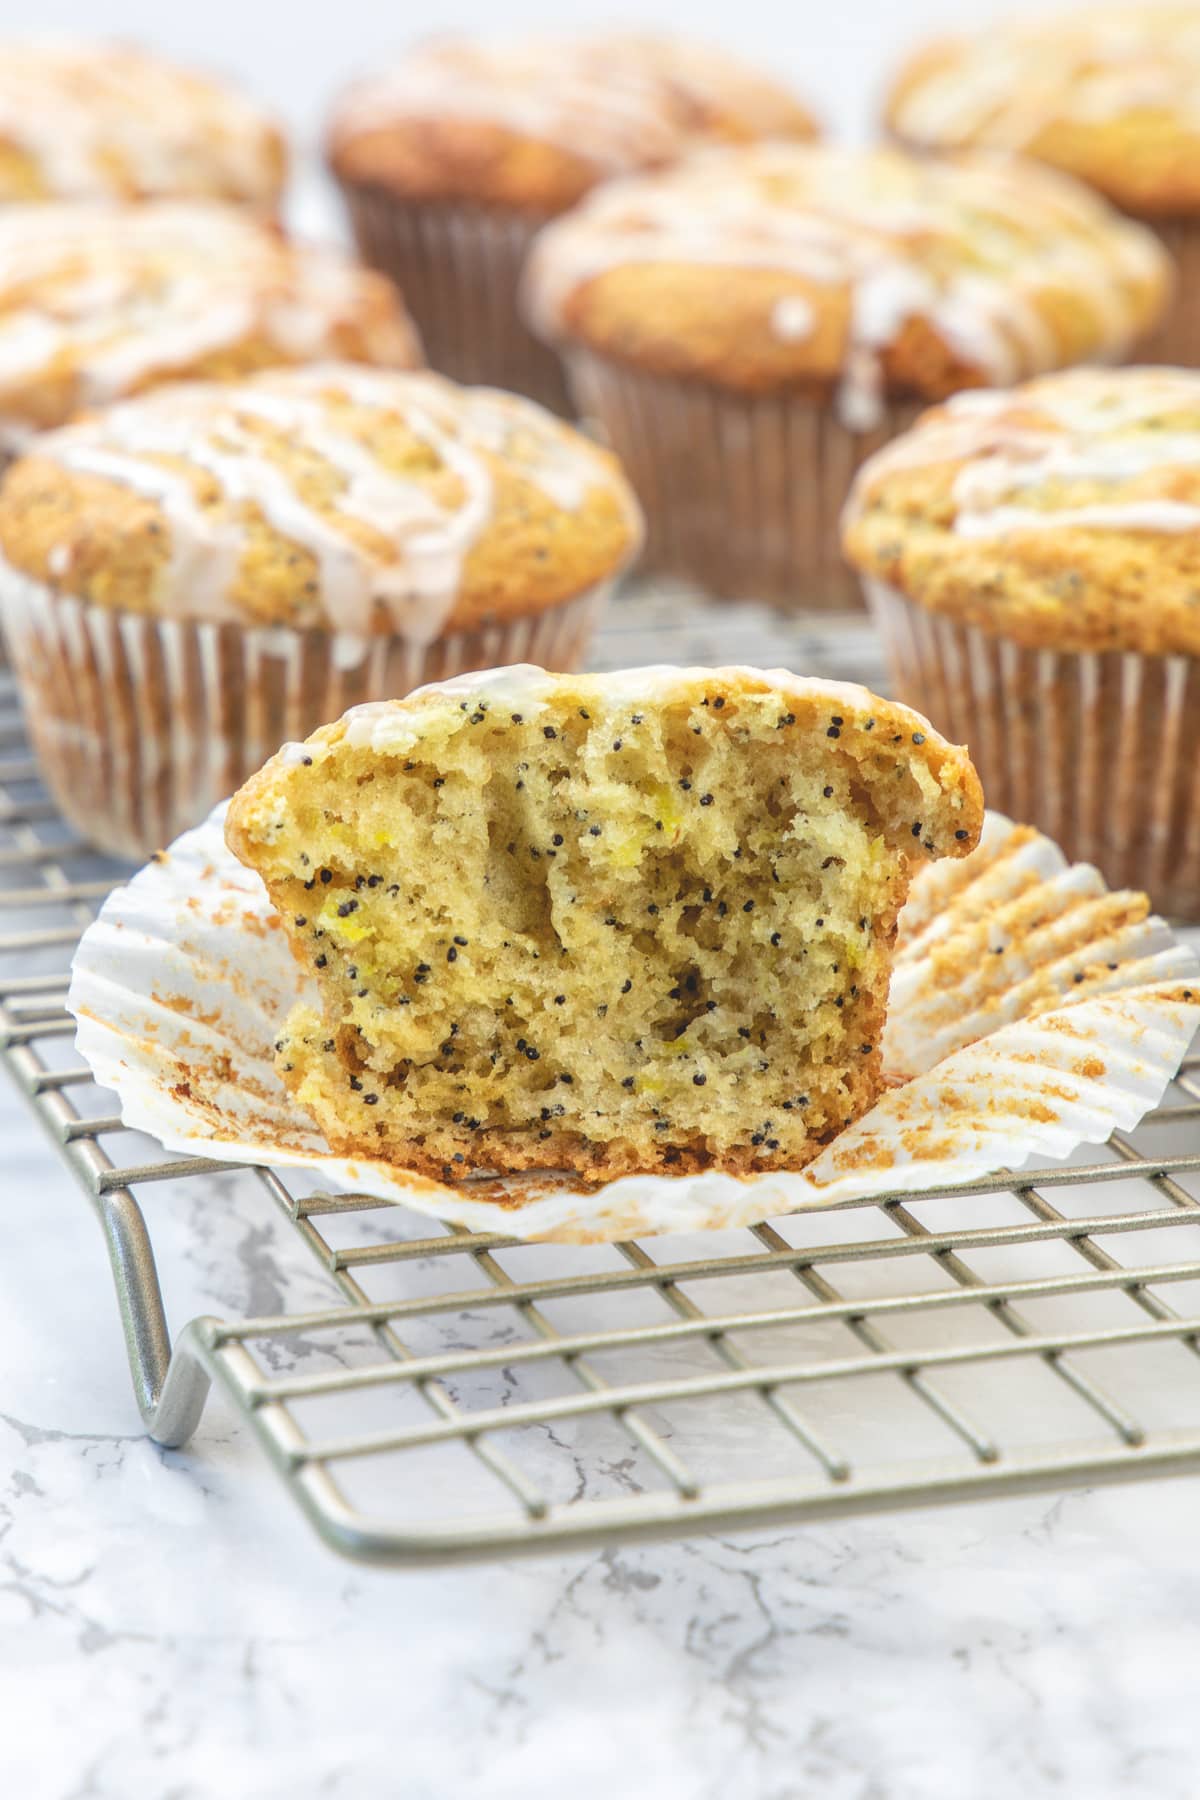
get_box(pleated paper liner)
[0,568,609,861]
[564,350,923,611]
[867,578,1200,921]
[1141,219,1200,367]
[339,180,574,415]
[67,805,1199,1243]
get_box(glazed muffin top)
[326,33,819,213]
[841,365,1200,655]
[523,144,1169,425]
[886,5,1200,217]
[0,203,423,452]
[0,364,643,637]
[0,39,285,208]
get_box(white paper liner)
[563,350,924,610]
[0,566,609,861]
[1142,219,1200,368]
[66,805,1200,1242]
[866,576,1200,921]
[340,181,574,415]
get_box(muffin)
[841,365,1200,918]
[0,364,642,859]
[326,33,818,413]
[224,664,983,1182]
[885,5,1200,365]
[525,143,1169,610]
[0,39,285,209]
[0,202,422,458]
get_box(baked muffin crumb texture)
[225,664,983,1184]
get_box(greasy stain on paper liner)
[67,807,1200,1243]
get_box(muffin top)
[0,203,423,452]
[327,33,818,213]
[523,144,1168,425]
[0,39,285,208]
[0,364,643,637]
[886,5,1200,217]
[841,365,1200,654]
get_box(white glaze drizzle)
[844,366,1200,538]
[35,365,640,639]
[329,32,811,175]
[891,5,1200,151]
[0,204,420,449]
[335,663,943,758]
[0,37,282,204]
[524,145,1166,431]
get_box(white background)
[0,0,1034,205]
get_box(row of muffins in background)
[0,22,1191,601]
[0,25,1195,924]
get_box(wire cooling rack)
[5,591,1200,1566]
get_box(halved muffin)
[225,665,983,1182]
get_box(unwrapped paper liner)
[68,808,1200,1242]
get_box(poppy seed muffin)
[842,365,1200,916]
[224,665,983,1184]
[0,365,642,858]
[326,32,818,411]
[524,143,1169,608]
[885,5,1200,365]
[0,203,422,455]
[0,39,285,208]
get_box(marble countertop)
[7,1037,1200,1800]
[6,595,1200,1799]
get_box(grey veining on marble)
[5,592,1200,1799]
[6,1027,1200,1798]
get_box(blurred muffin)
[885,5,1200,365]
[526,143,1169,609]
[327,32,818,412]
[0,202,421,458]
[0,39,285,208]
[842,365,1200,917]
[0,363,642,857]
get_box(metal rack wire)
[5,594,1200,1566]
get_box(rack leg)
[97,1186,211,1446]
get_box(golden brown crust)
[841,367,1200,654]
[885,8,1200,218]
[327,34,818,213]
[331,125,601,217]
[0,366,643,634]
[524,146,1169,400]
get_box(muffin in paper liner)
[866,578,1200,922]
[340,185,573,415]
[565,353,923,612]
[0,565,610,863]
[66,805,1200,1243]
